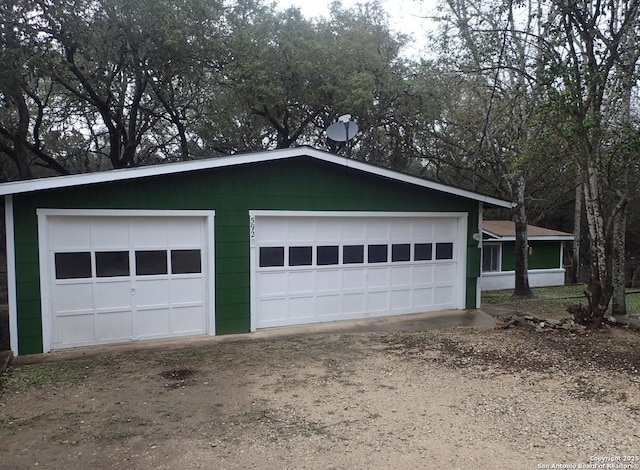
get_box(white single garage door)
[41,212,212,350]
[251,212,466,330]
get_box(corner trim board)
[5,196,18,356]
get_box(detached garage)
[1,147,510,355]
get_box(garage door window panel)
[171,249,202,274]
[435,242,454,260]
[259,247,285,268]
[317,246,339,266]
[343,245,364,264]
[55,252,92,279]
[96,251,130,277]
[392,244,411,262]
[289,246,312,266]
[368,245,388,263]
[136,250,168,275]
[414,243,433,261]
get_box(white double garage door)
[40,210,466,350]
[251,212,468,330]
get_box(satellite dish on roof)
[326,114,359,143]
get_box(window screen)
[289,246,312,266]
[343,245,364,264]
[171,250,202,274]
[96,251,130,277]
[414,243,433,261]
[259,247,285,267]
[317,246,339,265]
[391,244,411,262]
[435,242,454,260]
[368,244,388,263]
[136,250,168,275]
[55,252,92,279]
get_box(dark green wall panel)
[501,243,516,271]
[528,242,561,270]
[11,156,481,354]
[501,241,562,271]
[465,278,477,309]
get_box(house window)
[482,244,500,272]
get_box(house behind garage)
[481,220,574,291]
[1,147,510,356]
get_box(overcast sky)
[274,0,439,59]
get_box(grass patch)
[0,361,92,393]
[95,429,133,440]
[482,284,640,317]
[1,409,63,430]
[482,285,588,319]
[482,284,588,303]
[624,291,640,314]
[157,349,207,366]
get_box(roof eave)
[485,235,575,242]
[0,147,512,207]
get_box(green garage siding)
[500,241,562,271]
[11,157,481,354]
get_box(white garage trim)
[476,202,484,309]
[5,196,19,356]
[37,209,216,352]
[249,211,468,331]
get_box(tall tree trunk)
[611,25,637,316]
[582,160,612,324]
[611,198,627,316]
[513,175,532,297]
[571,168,582,284]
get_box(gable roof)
[482,220,574,241]
[0,146,512,207]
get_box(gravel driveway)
[1,317,639,469]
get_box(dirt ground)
[1,318,640,470]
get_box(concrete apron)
[12,309,497,366]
